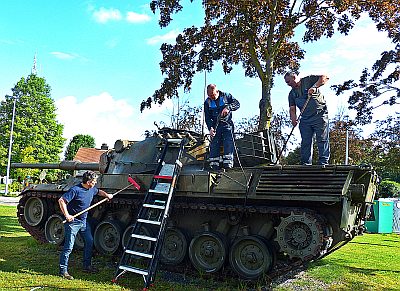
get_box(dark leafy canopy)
[0,74,65,175]
[64,134,96,161]
[144,0,389,130]
[332,2,400,125]
[368,113,400,181]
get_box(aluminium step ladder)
[113,138,185,290]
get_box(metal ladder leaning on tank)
[112,138,185,290]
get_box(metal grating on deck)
[256,167,351,198]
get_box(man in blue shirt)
[58,170,113,279]
[204,84,240,170]
[284,72,330,165]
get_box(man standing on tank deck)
[58,170,113,280]
[204,84,240,171]
[284,72,330,165]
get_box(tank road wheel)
[44,214,64,245]
[122,225,153,256]
[24,197,48,226]
[229,236,274,280]
[161,228,188,265]
[275,212,324,260]
[94,220,122,255]
[189,232,227,273]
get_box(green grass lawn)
[1,204,400,290]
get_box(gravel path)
[0,195,19,206]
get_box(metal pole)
[345,125,349,165]
[5,97,17,196]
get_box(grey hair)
[284,71,297,78]
[82,170,98,184]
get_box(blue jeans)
[209,123,234,169]
[59,219,93,274]
[299,115,330,165]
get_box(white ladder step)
[125,250,153,259]
[137,218,161,226]
[159,164,175,176]
[131,234,157,242]
[167,139,183,144]
[119,265,148,276]
[143,203,165,210]
[149,183,171,194]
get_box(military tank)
[12,127,378,279]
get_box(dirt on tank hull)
[13,128,378,280]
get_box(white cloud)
[56,92,174,150]
[126,12,151,23]
[146,29,180,45]
[93,7,122,23]
[50,52,76,60]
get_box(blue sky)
[0,1,397,150]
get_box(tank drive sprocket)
[275,211,325,260]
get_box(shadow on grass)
[312,258,400,274]
[349,241,399,248]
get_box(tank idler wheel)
[44,214,65,245]
[160,228,188,265]
[94,220,122,255]
[275,211,324,260]
[229,236,274,280]
[122,225,153,257]
[24,197,48,226]
[189,231,227,273]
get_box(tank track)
[17,190,333,281]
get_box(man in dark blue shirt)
[204,84,240,170]
[58,170,113,279]
[284,72,330,165]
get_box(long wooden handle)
[62,183,133,224]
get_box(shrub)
[378,180,400,198]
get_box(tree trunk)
[258,77,273,131]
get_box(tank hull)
[17,162,378,279]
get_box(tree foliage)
[328,114,373,165]
[368,113,400,181]
[153,100,203,133]
[64,134,96,161]
[144,0,396,130]
[332,2,400,125]
[0,74,65,175]
[378,180,400,198]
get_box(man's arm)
[308,74,329,95]
[98,189,113,200]
[58,197,74,222]
[221,93,240,117]
[289,105,297,126]
[204,101,215,137]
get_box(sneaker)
[83,266,99,273]
[60,272,74,280]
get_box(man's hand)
[308,87,317,95]
[106,193,113,200]
[210,128,216,138]
[65,214,74,222]
[291,118,298,127]
[221,107,230,117]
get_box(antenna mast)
[31,53,37,75]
